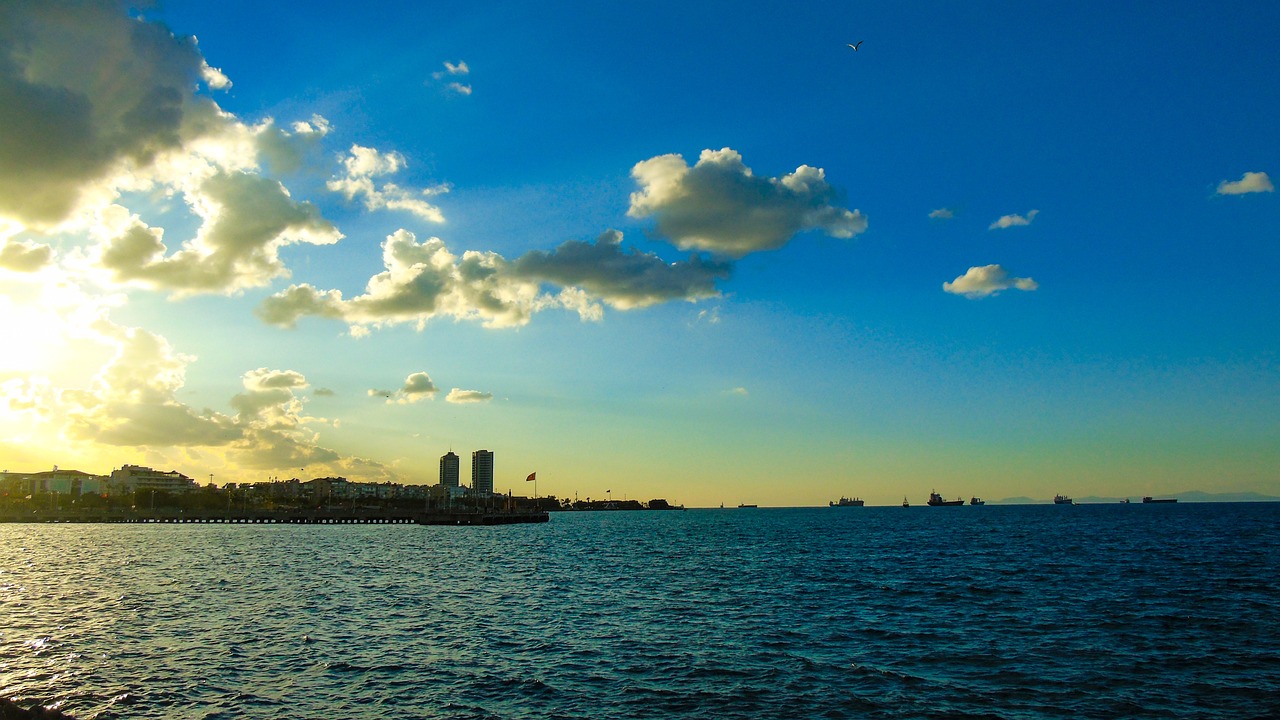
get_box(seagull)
[847,41,863,51]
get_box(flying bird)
[847,41,863,51]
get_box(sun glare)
[0,296,70,375]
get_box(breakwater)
[0,508,548,526]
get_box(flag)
[526,472,536,482]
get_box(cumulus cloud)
[0,2,362,302]
[943,264,1039,298]
[1216,171,1273,196]
[511,230,729,309]
[928,208,955,219]
[0,0,227,228]
[0,303,381,475]
[199,56,233,91]
[61,323,242,447]
[258,230,544,330]
[989,209,1039,230]
[0,239,54,272]
[229,365,342,469]
[57,331,342,472]
[327,144,448,222]
[256,114,331,174]
[446,389,493,404]
[94,172,342,295]
[371,372,440,404]
[259,229,726,333]
[627,148,866,257]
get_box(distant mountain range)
[993,491,1280,505]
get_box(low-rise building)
[1,468,106,496]
[109,465,198,495]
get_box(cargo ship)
[927,491,964,507]
[829,497,865,507]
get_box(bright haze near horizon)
[0,0,1276,507]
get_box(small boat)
[902,496,910,508]
[1141,496,1177,504]
[927,491,964,507]
[829,497,864,507]
[1053,494,1074,505]
[969,497,985,506]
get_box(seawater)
[2,503,1278,719]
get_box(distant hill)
[993,491,1280,505]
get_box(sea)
[2,503,1278,720]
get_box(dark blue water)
[2,503,1278,719]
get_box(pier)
[0,508,549,526]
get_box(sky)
[1,0,1277,507]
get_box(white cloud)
[446,389,493,404]
[724,387,749,397]
[928,208,954,219]
[943,264,1039,298]
[433,61,470,78]
[326,144,448,222]
[1216,171,1273,196]
[258,230,544,330]
[93,171,343,296]
[371,372,440,404]
[431,61,472,95]
[989,209,1039,230]
[199,59,232,91]
[259,229,731,332]
[627,148,866,257]
[696,307,722,325]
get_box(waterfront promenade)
[0,507,548,526]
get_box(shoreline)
[0,508,548,525]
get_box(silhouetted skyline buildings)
[439,451,459,488]
[471,450,494,496]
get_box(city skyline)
[1,1,1277,508]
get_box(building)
[305,477,351,501]
[1,468,106,496]
[109,465,198,495]
[440,451,460,487]
[471,450,494,496]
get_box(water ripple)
[2,505,1279,718]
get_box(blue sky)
[0,0,1276,506]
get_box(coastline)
[0,507,548,525]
